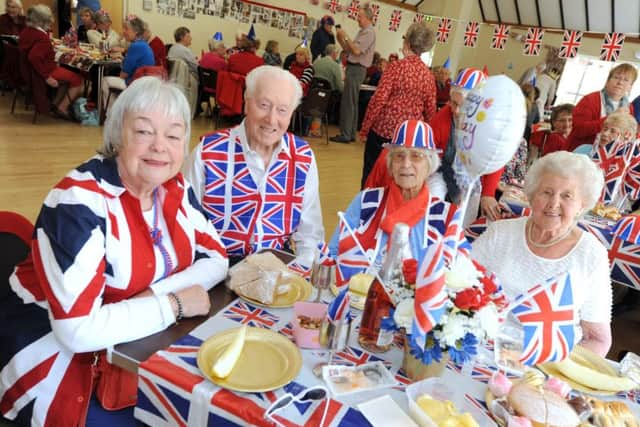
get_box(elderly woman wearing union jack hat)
[472,151,612,357]
[329,119,458,283]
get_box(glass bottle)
[358,223,409,353]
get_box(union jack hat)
[387,120,436,150]
[452,68,487,90]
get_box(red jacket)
[436,80,451,108]
[216,70,245,116]
[18,26,56,80]
[0,13,25,35]
[148,35,167,70]
[530,130,569,156]
[228,51,264,76]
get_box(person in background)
[76,6,95,43]
[144,27,167,69]
[168,26,198,77]
[282,43,301,71]
[472,152,611,357]
[262,40,282,66]
[358,22,435,187]
[365,51,381,81]
[310,15,335,61]
[535,67,558,116]
[287,45,314,96]
[529,104,574,160]
[200,38,227,72]
[517,61,545,86]
[226,29,244,56]
[434,65,451,109]
[313,43,343,92]
[521,82,541,142]
[0,0,25,35]
[227,35,264,76]
[330,3,376,144]
[367,58,386,86]
[87,10,124,50]
[76,0,100,24]
[0,77,228,426]
[184,66,324,270]
[19,5,84,119]
[567,63,637,151]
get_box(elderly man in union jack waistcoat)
[184,65,324,269]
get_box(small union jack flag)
[600,32,625,62]
[512,272,576,366]
[388,9,402,32]
[327,0,341,14]
[436,18,452,43]
[223,300,279,328]
[608,236,640,291]
[327,287,350,322]
[491,24,510,50]
[559,30,583,58]
[412,240,449,350]
[523,27,544,56]
[463,21,480,47]
[442,205,467,267]
[370,3,379,25]
[613,215,640,244]
[346,0,359,20]
[333,346,392,367]
[413,13,424,24]
[591,140,636,205]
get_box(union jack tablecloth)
[465,200,640,292]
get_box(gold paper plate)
[538,346,619,396]
[239,273,312,308]
[330,283,366,311]
[197,327,302,392]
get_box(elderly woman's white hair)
[101,77,191,158]
[26,4,52,28]
[524,151,604,211]
[244,65,303,109]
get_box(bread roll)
[507,383,580,427]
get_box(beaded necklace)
[149,188,174,280]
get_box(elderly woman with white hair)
[185,65,323,269]
[0,0,25,34]
[472,151,612,356]
[200,37,227,72]
[329,119,456,286]
[0,77,228,426]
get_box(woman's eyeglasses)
[264,385,329,426]
[389,148,428,163]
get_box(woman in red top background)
[287,46,314,96]
[359,22,437,188]
[0,0,25,35]
[227,36,264,76]
[144,28,167,70]
[529,104,574,159]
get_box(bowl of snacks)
[292,301,327,349]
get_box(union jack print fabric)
[463,22,480,48]
[388,9,402,32]
[600,32,625,62]
[223,300,279,328]
[491,24,510,50]
[436,18,452,43]
[370,3,379,25]
[327,0,340,14]
[612,216,640,244]
[389,119,435,149]
[452,68,486,90]
[512,272,576,366]
[523,27,544,56]
[559,30,583,58]
[591,141,640,206]
[346,0,359,20]
[200,130,313,258]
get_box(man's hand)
[480,196,501,221]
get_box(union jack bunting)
[388,9,402,32]
[223,300,280,328]
[327,0,340,14]
[491,24,510,50]
[370,3,379,25]
[412,240,449,350]
[413,13,427,23]
[346,0,359,20]
[523,27,544,56]
[512,272,576,366]
[436,18,452,43]
[612,215,640,244]
[559,30,583,58]
[463,22,480,47]
[600,32,625,62]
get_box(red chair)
[216,70,245,118]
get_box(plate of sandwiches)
[227,252,312,308]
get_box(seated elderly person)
[287,46,314,95]
[87,10,125,50]
[184,66,323,269]
[0,0,25,35]
[0,77,228,426]
[76,6,96,43]
[472,151,611,356]
[200,37,228,72]
[227,36,264,76]
[529,103,574,160]
[567,63,637,151]
[144,27,167,69]
[19,5,84,119]
[329,119,457,285]
[313,44,343,93]
[102,16,154,110]
[168,26,198,77]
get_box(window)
[554,54,640,106]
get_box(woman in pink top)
[200,38,227,72]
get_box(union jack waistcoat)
[200,129,313,257]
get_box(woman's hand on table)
[480,196,501,221]
[46,76,59,87]
[174,285,211,318]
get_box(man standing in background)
[310,15,335,61]
[330,3,376,144]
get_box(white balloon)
[454,75,526,178]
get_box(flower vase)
[402,334,449,381]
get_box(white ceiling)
[478,0,640,34]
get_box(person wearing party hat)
[200,32,228,72]
[329,119,459,282]
[310,15,336,61]
[228,24,264,76]
[435,57,451,109]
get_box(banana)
[552,357,637,392]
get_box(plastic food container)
[292,302,327,349]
